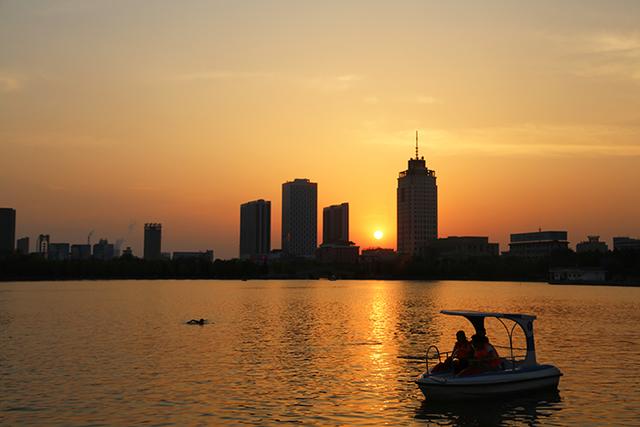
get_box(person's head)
[456,330,467,342]
[471,334,484,349]
[199,318,204,324]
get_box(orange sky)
[1,1,639,258]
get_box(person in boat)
[457,334,501,376]
[471,327,486,342]
[478,335,501,369]
[431,330,473,373]
[186,318,206,325]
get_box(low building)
[71,244,92,260]
[360,248,397,263]
[93,239,115,261]
[508,230,569,257]
[576,236,608,254]
[48,243,70,261]
[316,243,359,264]
[613,237,640,251]
[16,237,29,255]
[549,267,607,284]
[266,249,283,262]
[432,236,499,259]
[173,250,214,262]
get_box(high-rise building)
[16,237,29,254]
[397,132,438,256]
[144,223,162,260]
[282,178,317,257]
[322,203,349,244]
[0,208,16,254]
[240,199,271,259]
[37,234,50,258]
[93,239,115,260]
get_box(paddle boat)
[415,310,562,400]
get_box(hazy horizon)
[2,1,639,258]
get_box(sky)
[1,0,639,258]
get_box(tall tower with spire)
[397,131,438,256]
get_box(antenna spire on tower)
[415,130,419,159]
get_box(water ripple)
[0,280,638,425]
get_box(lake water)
[1,280,639,426]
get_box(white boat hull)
[416,365,562,400]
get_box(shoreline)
[1,276,638,287]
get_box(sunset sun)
[373,230,384,240]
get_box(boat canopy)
[441,310,538,367]
[441,310,536,321]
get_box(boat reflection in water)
[415,388,563,426]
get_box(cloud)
[0,74,23,92]
[415,95,438,105]
[46,184,66,192]
[1,131,121,149]
[169,70,365,92]
[359,124,640,157]
[336,74,361,82]
[305,74,364,91]
[170,71,275,81]
[362,95,439,106]
[128,185,158,192]
[552,32,640,82]
[586,33,640,54]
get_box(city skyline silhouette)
[1,2,639,259]
[2,138,638,259]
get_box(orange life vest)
[452,341,473,359]
[475,343,501,368]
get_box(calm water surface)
[1,280,639,426]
